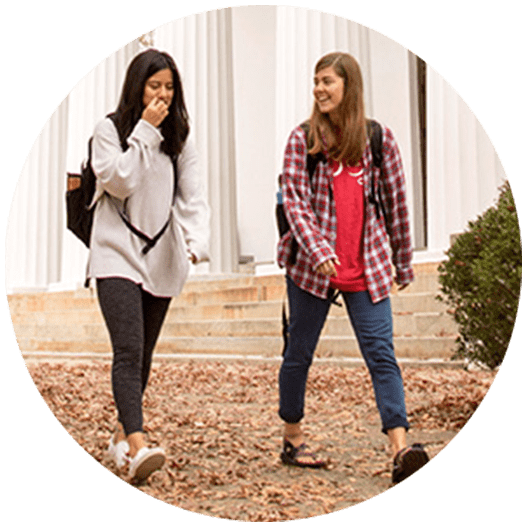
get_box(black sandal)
[392,443,429,484]
[280,439,327,468]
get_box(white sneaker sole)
[129,450,165,484]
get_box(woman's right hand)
[141,97,169,128]
[315,258,340,277]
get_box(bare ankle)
[115,435,127,444]
[387,427,407,458]
[114,425,126,444]
[284,426,304,447]
[127,432,145,458]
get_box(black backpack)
[275,119,384,266]
[66,113,177,255]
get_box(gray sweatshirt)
[87,117,210,297]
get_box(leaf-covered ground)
[27,360,495,522]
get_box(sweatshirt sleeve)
[91,118,164,201]
[174,138,211,263]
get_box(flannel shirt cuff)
[310,244,336,270]
[395,265,414,286]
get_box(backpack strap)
[299,121,325,181]
[117,212,171,255]
[367,119,382,168]
[102,112,178,254]
[366,119,385,221]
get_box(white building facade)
[5,6,505,293]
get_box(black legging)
[97,278,171,436]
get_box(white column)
[6,98,69,291]
[5,40,139,292]
[59,40,139,290]
[155,9,239,274]
[369,31,416,245]
[425,67,505,260]
[231,6,278,267]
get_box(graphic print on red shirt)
[329,159,368,292]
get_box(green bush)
[437,181,522,369]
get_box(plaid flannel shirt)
[276,122,414,303]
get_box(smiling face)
[313,66,345,123]
[142,68,174,109]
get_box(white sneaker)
[126,447,165,484]
[107,437,130,470]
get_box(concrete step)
[9,291,449,328]
[167,292,447,321]
[10,309,105,326]
[7,264,443,315]
[156,335,456,359]
[9,263,458,362]
[12,309,457,341]
[8,290,97,317]
[16,334,456,360]
[161,312,457,338]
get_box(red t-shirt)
[329,159,368,292]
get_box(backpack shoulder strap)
[171,154,178,203]
[106,113,128,152]
[299,121,312,147]
[366,119,382,168]
[366,119,386,221]
[299,121,324,180]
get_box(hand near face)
[141,97,170,128]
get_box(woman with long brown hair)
[276,51,428,484]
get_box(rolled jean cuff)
[381,419,410,435]
[278,409,304,424]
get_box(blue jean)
[278,276,409,434]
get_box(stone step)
[16,334,456,360]
[9,299,283,324]
[9,263,456,362]
[8,290,97,317]
[156,336,456,359]
[163,313,456,338]
[20,352,466,370]
[10,293,450,335]
[182,263,441,294]
[11,310,457,342]
[161,312,457,338]
[7,302,457,336]
[10,309,105,326]
[170,292,448,320]
[7,263,443,315]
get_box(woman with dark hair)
[87,49,210,484]
[276,52,428,484]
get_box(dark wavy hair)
[112,48,190,158]
[309,52,367,165]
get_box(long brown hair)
[309,52,367,165]
[112,49,190,159]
